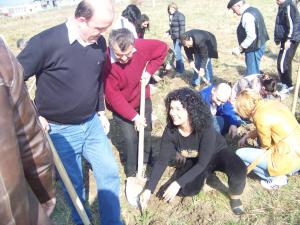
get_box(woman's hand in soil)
[139,189,151,210]
[163,181,180,202]
[238,133,248,147]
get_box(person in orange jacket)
[235,89,300,190]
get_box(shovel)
[291,62,300,115]
[125,66,148,207]
[46,133,91,225]
[192,66,211,86]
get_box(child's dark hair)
[140,14,150,29]
[16,38,27,50]
[260,75,277,93]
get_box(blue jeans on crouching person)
[193,53,213,86]
[236,147,300,180]
[245,44,265,76]
[236,147,270,180]
[173,39,185,74]
[49,114,122,225]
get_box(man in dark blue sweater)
[17,1,122,225]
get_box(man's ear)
[76,16,87,28]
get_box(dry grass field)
[1,0,300,224]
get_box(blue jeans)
[245,44,265,76]
[173,39,185,74]
[236,147,270,180]
[193,54,213,85]
[49,114,122,225]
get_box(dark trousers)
[113,99,153,177]
[175,148,246,196]
[277,42,299,87]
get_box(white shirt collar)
[65,19,95,47]
[109,47,137,64]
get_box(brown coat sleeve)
[0,37,54,225]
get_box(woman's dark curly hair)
[121,4,141,27]
[165,88,212,133]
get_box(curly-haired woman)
[139,88,247,215]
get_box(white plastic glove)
[163,181,181,202]
[232,46,242,56]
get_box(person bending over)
[200,83,243,137]
[235,89,300,190]
[104,28,168,180]
[139,88,247,215]
[180,29,218,88]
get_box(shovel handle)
[137,64,148,178]
[192,67,210,85]
[291,63,300,115]
[46,133,91,225]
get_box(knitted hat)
[227,0,242,9]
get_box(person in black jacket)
[227,0,269,76]
[165,2,185,74]
[139,88,247,215]
[274,0,300,93]
[180,29,218,87]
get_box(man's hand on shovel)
[192,66,210,86]
[141,70,151,85]
[133,114,147,132]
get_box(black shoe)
[230,199,245,215]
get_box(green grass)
[1,0,300,224]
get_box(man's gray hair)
[108,28,135,51]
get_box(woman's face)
[141,21,149,28]
[169,100,189,127]
[169,7,176,15]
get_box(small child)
[136,14,150,39]
[231,74,279,101]
[16,38,27,51]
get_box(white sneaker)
[279,84,290,94]
[288,86,294,92]
[278,84,294,95]
[276,91,288,100]
[260,175,288,190]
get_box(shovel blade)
[125,177,147,208]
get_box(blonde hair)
[235,89,262,119]
[168,2,178,11]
